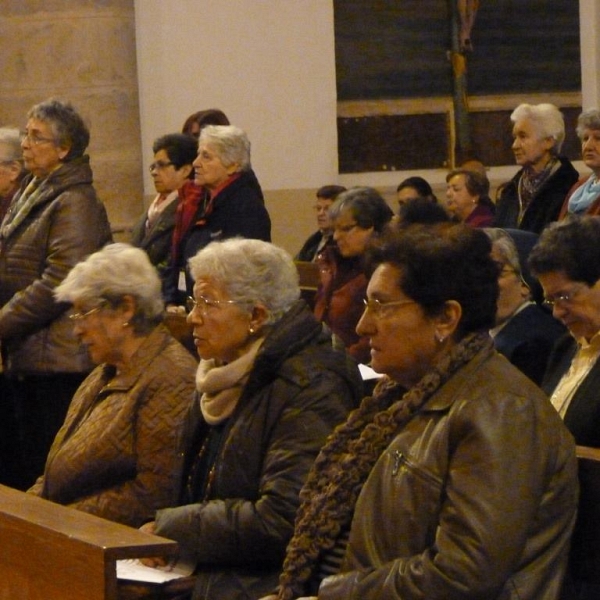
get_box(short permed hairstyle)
[181,109,230,137]
[367,223,499,337]
[55,243,164,334]
[446,168,490,198]
[576,108,600,139]
[27,98,90,160]
[329,186,394,233]
[199,125,251,172]
[316,185,346,200]
[153,133,198,175]
[188,238,300,325]
[528,215,600,286]
[510,103,566,154]
[396,176,435,200]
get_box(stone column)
[0,0,143,237]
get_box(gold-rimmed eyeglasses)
[69,303,105,321]
[186,295,249,314]
[363,297,416,318]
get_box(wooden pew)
[295,260,321,310]
[0,484,177,600]
[570,446,600,591]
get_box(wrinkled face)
[193,143,237,190]
[187,277,253,363]
[332,208,374,258]
[0,144,21,197]
[445,174,477,221]
[150,149,191,194]
[492,247,529,326]
[356,263,442,388]
[397,186,420,208]
[511,118,555,171]
[70,301,128,366]
[537,270,600,342]
[581,128,600,174]
[314,197,334,232]
[21,117,69,178]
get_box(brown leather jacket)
[320,347,578,600]
[0,157,112,374]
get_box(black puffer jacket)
[154,300,361,600]
[494,156,578,234]
[0,156,112,374]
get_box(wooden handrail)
[576,445,600,462]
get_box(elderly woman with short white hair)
[495,102,579,234]
[28,243,197,528]
[142,237,360,600]
[164,124,271,309]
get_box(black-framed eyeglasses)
[186,295,249,314]
[363,297,416,317]
[149,161,174,172]
[543,284,587,309]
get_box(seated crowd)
[0,97,599,600]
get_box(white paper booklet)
[117,556,195,583]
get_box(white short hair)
[511,103,565,154]
[188,238,299,325]
[55,243,164,331]
[199,125,251,171]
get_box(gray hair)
[198,125,251,172]
[329,186,394,233]
[27,98,90,160]
[0,127,24,162]
[188,238,300,325]
[55,243,164,334]
[484,228,522,276]
[510,103,565,154]
[576,108,600,139]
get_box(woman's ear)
[434,300,462,342]
[120,295,137,323]
[248,303,269,335]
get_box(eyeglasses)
[69,303,105,321]
[149,161,174,172]
[186,295,249,314]
[363,297,416,317]
[543,284,587,309]
[22,132,55,146]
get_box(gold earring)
[248,327,255,334]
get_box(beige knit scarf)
[196,337,264,425]
[277,331,492,600]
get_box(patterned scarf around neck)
[276,331,492,600]
[518,156,559,221]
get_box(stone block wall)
[0,0,143,238]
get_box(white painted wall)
[134,1,599,253]
[134,0,339,193]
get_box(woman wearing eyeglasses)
[163,125,271,310]
[130,133,199,281]
[264,222,577,600]
[0,98,112,490]
[528,216,600,448]
[140,238,360,600]
[313,187,394,364]
[28,243,197,527]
